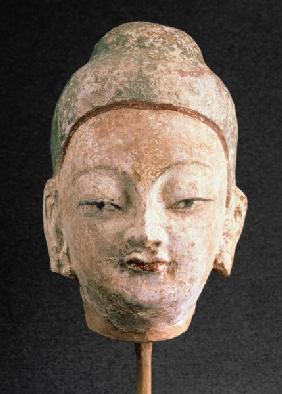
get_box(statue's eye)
[170,199,195,209]
[169,198,213,211]
[77,199,122,212]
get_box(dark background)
[1,0,282,393]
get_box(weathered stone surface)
[43,22,247,343]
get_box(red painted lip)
[125,258,169,273]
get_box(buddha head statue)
[43,22,247,342]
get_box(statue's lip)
[124,257,170,273]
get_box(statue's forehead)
[60,108,226,188]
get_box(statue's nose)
[124,203,168,251]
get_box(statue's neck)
[82,299,195,342]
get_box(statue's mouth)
[125,258,170,273]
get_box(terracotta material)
[43,22,247,343]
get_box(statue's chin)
[82,298,196,342]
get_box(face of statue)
[52,107,229,339]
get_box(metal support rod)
[135,342,153,394]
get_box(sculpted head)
[43,22,247,341]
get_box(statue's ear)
[213,186,248,277]
[43,178,77,279]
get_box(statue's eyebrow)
[71,161,211,187]
[71,165,124,186]
[156,160,211,179]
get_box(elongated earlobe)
[213,186,248,277]
[43,178,77,279]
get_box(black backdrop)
[1,1,282,393]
